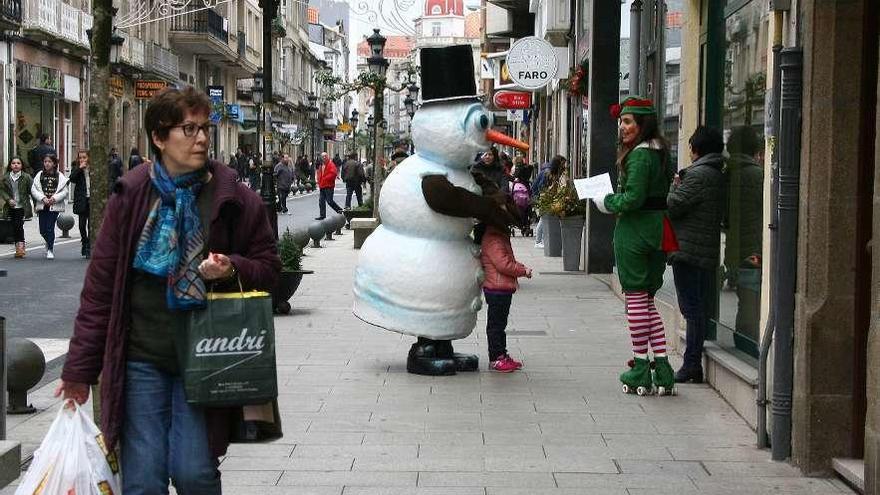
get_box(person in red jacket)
[476,215,533,373]
[315,151,343,219]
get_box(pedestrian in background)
[248,151,261,191]
[68,150,92,258]
[472,147,507,192]
[342,152,365,208]
[0,156,33,258]
[315,151,342,220]
[28,133,56,176]
[667,125,725,384]
[475,199,532,373]
[109,147,124,186]
[56,86,280,495]
[597,96,676,395]
[274,153,295,214]
[30,154,69,260]
[129,147,144,170]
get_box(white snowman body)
[353,100,494,340]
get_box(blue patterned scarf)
[133,161,208,310]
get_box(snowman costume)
[353,46,527,376]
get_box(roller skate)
[652,356,676,396]
[620,357,654,396]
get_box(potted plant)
[550,180,587,271]
[535,187,562,257]
[272,228,314,314]
[343,198,374,228]
[271,17,286,38]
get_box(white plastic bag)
[15,402,121,495]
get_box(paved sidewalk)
[0,213,82,257]
[1,229,854,494]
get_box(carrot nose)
[486,129,529,151]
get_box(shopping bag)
[16,402,121,495]
[179,290,278,407]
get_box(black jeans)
[277,188,290,212]
[485,292,513,361]
[318,187,342,218]
[9,208,24,242]
[77,199,90,252]
[345,183,363,208]
[672,260,716,370]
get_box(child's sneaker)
[503,354,523,369]
[490,357,518,373]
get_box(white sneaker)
[535,242,545,249]
[46,250,54,260]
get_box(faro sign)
[493,90,532,110]
[506,37,558,90]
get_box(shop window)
[715,0,768,360]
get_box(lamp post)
[252,69,278,238]
[350,109,359,159]
[308,93,318,166]
[366,28,388,217]
[367,114,374,171]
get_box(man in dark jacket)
[109,148,124,187]
[28,133,57,176]
[667,126,725,383]
[341,152,365,208]
[274,154,295,214]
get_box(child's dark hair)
[473,222,487,245]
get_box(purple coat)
[61,161,280,456]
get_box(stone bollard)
[292,228,310,250]
[308,222,324,248]
[56,213,75,238]
[6,338,45,415]
[333,214,346,236]
[322,217,336,241]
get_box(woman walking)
[0,157,33,258]
[68,150,91,258]
[598,96,677,396]
[30,154,69,259]
[56,86,280,494]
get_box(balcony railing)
[22,0,89,47]
[170,8,228,44]
[1,0,22,24]
[145,42,179,80]
[118,30,145,69]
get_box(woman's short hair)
[144,86,212,161]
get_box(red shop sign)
[493,90,532,110]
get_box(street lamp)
[252,69,277,238]
[404,97,415,154]
[367,114,374,169]
[307,92,318,163]
[350,109,359,158]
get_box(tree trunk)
[372,88,384,218]
[87,0,112,243]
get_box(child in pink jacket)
[477,222,533,372]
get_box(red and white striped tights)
[624,292,667,359]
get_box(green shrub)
[278,228,303,271]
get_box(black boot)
[435,340,479,372]
[407,338,457,376]
[674,366,703,384]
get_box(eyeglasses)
[170,122,215,138]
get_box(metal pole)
[0,269,6,440]
[629,0,643,96]
[771,47,803,462]
[372,88,384,217]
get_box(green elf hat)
[609,96,655,119]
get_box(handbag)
[178,282,278,407]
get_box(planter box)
[351,218,379,249]
[272,269,313,314]
[560,216,585,271]
[542,214,562,257]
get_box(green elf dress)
[602,140,673,294]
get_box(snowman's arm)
[422,174,499,220]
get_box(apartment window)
[431,22,441,36]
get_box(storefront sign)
[506,37,558,90]
[493,90,531,109]
[506,109,524,122]
[226,104,243,123]
[110,76,124,98]
[135,80,168,99]
[15,61,63,95]
[207,86,224,101]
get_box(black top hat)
[420,45,479,103]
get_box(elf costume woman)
[597,96,678,396]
